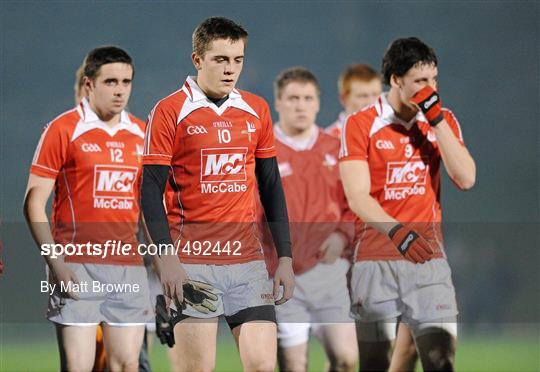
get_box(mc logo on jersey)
[384,157,429,200]
[200,148,248,183]
[386,157,428,185]
[93,165,138,199]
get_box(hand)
[273,257,295,305]
[388,224,434,264]
[49,261,80,300]
[182,280,219,314]
[159,254,188,311]
[410,86,444,126]
[319,232,347,264]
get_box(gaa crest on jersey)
[384,156,429,200]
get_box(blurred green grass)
[1,336,538,371]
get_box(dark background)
[1,0,538,334]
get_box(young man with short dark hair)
[141,17,294,371]
[267,66,358,372]
[24,46,151,371]
[339,37,476,371]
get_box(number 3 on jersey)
[218,129,231,144]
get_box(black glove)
[155,294,182,347]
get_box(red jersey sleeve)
[142,101,178,165]
[339,114,370,161]
[443,109,465,146]
[255,102,277,158]
[30,121,71,179]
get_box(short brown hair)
[274,67,320,98]
[338,64,380,96]
[83,46,133,81]
[192,17,248,57]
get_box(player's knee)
[63,357,94,372]
[245,357,276,372]
[328,349,358,371]
[108,358,139,372]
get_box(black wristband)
[388,223,404,239]
[430,113,444,127]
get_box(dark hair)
[83,46,133,80]
[192,17,248,57]
[274,67,320,98]
[381,37,437,85]
[338,64,380,95]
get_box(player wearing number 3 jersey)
[339,38,476,371]
[140,17,294,371]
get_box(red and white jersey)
[325,111,348,138]
[339,93,465,261]
[143,77,277,264]
[262,125,354,275]
[30,98,146,265]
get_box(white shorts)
[47,263,153,326]
[277,258,352,347]
[180,260,274,319]
[350,259,458,341]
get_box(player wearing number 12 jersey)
[339,38,476,371]
[24,46,151,371]
[141,17,294,371]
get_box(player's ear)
[83,76,93,91]
[192,52,202,70]
[390,74,401,89]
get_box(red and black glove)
[388,224,434,264]
[410,86,444,126]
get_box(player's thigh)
[173,317,219,372]
[389,323,418,372]
[102,323,145,370]
[411,321,457,371]
[355,320,396,371]
[55,324,98,371]
[315,323,358,369]
[277,341,309,372]
[232,320,277,372]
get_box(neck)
[196,76,227,99]
[279,123,314,141]
[88,100,121,127]
[387,89,418,123]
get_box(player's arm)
[23,174,80,298]
[140,164,187,308]
[410,86,476,190]
[432,121,476,190]
[339,160,433,263]
[255,156,294,304]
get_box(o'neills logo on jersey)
[200,148,248,194]
[93,165,138,209]
[384,157,429,200]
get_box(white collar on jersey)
[274,123,320,151]
[72,97,144,142]
[368,93,428,137]
[177,76,259,123]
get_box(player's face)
[193,38,245,99]
[86,62,133,121]
[342,79,382,114]
[394,63,438,111]
[275,81,320,132]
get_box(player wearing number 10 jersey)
[140,17,294,372]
